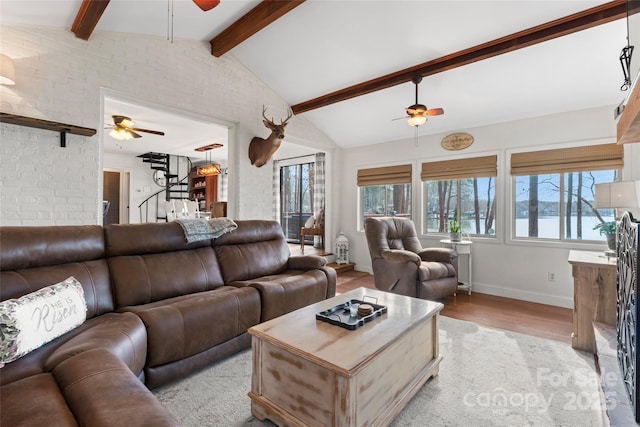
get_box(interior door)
[103,171,120,225]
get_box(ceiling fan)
[106,115,165,141]
[402,76,444,127]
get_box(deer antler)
[281,109,293,125]
[262,105,292,125]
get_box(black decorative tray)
[316,298,387,330]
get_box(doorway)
[103,169,130,225]
[280,161,315,243]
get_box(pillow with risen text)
[0,276,87,366]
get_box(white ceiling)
[0,0,633,154]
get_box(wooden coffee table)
[248,287,443,427]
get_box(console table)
[568,250,617,353]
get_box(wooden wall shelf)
[0,112,97,147]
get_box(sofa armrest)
[53,348,179,426]
[381,249,421,266]
[288,255,327,270]
[418,247,458,265]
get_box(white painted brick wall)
[0,25,337,226]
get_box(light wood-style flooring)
[334,270,573,344]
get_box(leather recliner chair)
[365,216,459,300]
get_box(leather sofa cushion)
[1,373,77,426]
[0,226,105,270]
[1,312,146,386]
[418,261,457,281]
[45,311,147,375]
[53,348,178,426]
[1,225,114,318]
[105,222,212,256]
[109,246,224,308]
[213,220,289,282]
[231,269,330,321]
[121,286,260,368]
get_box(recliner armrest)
[381,249,421,266]
[418,247,457,265]
[288,255,327,270]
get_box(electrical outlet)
[548,272,556,282]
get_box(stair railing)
[138,156,192,223]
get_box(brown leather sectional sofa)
[0,220,336,426]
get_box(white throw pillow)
[0,277,87,365]
[304,216,316,228]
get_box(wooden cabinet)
[568,250,617,353]
[189,168,218,211]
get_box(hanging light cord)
[167,0,174,43]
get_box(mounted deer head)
[248,106,293,167]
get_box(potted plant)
[593,220,616,251]
[449,210,462,242]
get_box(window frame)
[421,155,498,239]
[511,170,619,244]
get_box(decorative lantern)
[336,231,350,265]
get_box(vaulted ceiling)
[0,0,635,150]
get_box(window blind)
[357,164,412,186]
[420,155,497,181]
[510,143,623,176]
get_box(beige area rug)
[153,316,607,427]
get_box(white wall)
[338,106,640,308]
[0,25,337,225]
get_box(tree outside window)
[424,177,496,236]
[513,170,616,241]
[361,183,411,225]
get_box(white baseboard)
[462,282,573,309]
[350,267,573,309]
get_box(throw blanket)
[175,217,238,243]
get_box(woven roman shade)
[421,155,497,181]
[357,164,411,186]
[510,143,623,176]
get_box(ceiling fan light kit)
[107,115,164,140]
[405,76,443,127]
[408,115,427,127]
[109,127,133,141]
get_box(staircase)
[137,152,191,222]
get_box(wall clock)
[441,133,474,151]
[153,170,167,187]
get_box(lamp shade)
[0,54,15,85]
[594,181,639,209]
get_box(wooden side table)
[440,239,473,295]
[568,250,617,353]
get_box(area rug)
[153,316,607,426]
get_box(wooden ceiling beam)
[71,0,110,41]
[210,0,305,57]
[292,0,631,115]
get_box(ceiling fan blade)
[131,128,165,136]
[391,116,407,121]
[426,108,444,116]
[129,130,142,138]
[193,0,220,11]
[112,115,134,127]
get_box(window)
[422,156,497,237]
[511,144,623,242]
[280,162,314,243]
[358,164,411,228]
